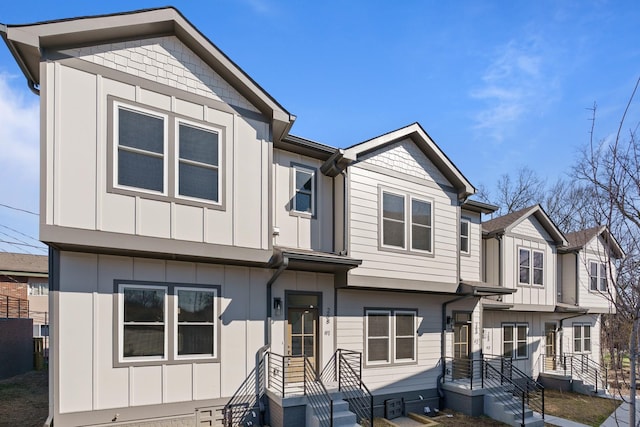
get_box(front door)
[453,312,472,379]
[545,323,557,371]
[286,307,318,383]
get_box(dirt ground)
[0,370,48,427]
[544,389,621,427]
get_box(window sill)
[289,210,315,219]
[114,357,220,368]
[364,360,418,368]
[378,245,435,258]
[107,186,225,211]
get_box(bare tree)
[494,167,546,215]
[573,77,640,426]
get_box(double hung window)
[519,248,544,285]
[117,282,219,365]
[365,309,416,365]
[112,100,222,206]
[589,261,608,291]
[460,219,470,254]
[292,165,315,215]
[381,189,432,254]
[573,324,591,353]
[503,323,528,359]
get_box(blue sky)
[0,0,639,254]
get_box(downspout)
[574,251,580,306]
[340,170,349,255]
[497,233,503,287]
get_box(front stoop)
[571,379,607,397]
[307,398,359,427]
[483,391,544,427]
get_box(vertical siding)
[460,211,482,282]
[577,236,617,311]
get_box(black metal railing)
[222,360,264,427]
[566,353,607,392]
[483,362,534,427]
[304,357,334,427]
[441,356,483,388]
[336,351,373,427]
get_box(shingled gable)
[563,225,625,259]
[483,204,568,246]
[342,122,476,200]
[0,7,295,142]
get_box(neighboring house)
[0,252,49,339]
[0,7,619,427]
[481,206,620,394]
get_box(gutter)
[0,25,40,96]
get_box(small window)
[519,249,530,284]
[394,311,416,362]
[589,262,599,291]
[503,323,528,359]
[382,192,406,248]
[574,324,591,353]
[366,311,391,364]
[175,288,217,359]
[28,283,49,296]
[600,264,608,291]
[121,285,167,360]
[292,166,315,214]
[116,106,166,193]
[589,261,608,292]
[177,122,220,203]
[533,251,544,285]
[460,220,470,254]
[411,198,432,252]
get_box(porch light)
[273,297,282,316]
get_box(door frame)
[452,311,472,379]
[284,290,322,373]
[544,322,557,370]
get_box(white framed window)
[365,309,417,365]
[119,284,168,362]
[176,120,221,203]
[114,102,168,195]
[382,191,406,249]
[503,323,528,359]
[292,165,315,214]
[366,310,391,364]
[460,219,470,254]
[175,287,217,360]
[394,311,416,362]
[28,283,49,296]
[573,324,591,353]
[410,197,432,253]
[33,324,49,337]
[519,248,544,286]
[589,261,608,292]
[380,189,433,254]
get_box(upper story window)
[519,248,544,286]
[380,188,433,254]
[292,165,315,215]
[177,121,221,203]
[28,283,49,296]
[111,99,224,208]
[573,324,591,353]
[365,309,416,365]
[589,261,608,292]
[503,323,528,359]
[460,219,470,254]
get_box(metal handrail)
[338,351,374,426]
[565,353,607,391]
[222,360,264,427]
[304,356,334,427]
[484,362,540,427]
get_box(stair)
[308,399,359,427]
[483,389,544,427]
[572,378,607,396]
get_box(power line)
[0,240,46,250]
[0,203,38,216]
[0,223,42,244]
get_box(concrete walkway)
[600,398,640,427]
[543,413,591,427]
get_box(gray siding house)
[1,7,620,427]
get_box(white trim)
[113,101,169,196]
[393,310,417,363]
[502,323,528,359]
[173,286,217,361]
[517,247,545,287]
[365,309,391,365]
[292,164,315,215]
[409,196,433,254]
[573,323,592,353]
[460,219,470,255]
[174,119,223,205]
[380,190,407,250]
[118,283,168,363]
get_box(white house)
[1,7,619,427]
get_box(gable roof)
[0,252,48,276]
[342,123,476,199]
[0,7,295,141]
[564,225,625,259]
[483,204,568,246]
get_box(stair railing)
[328,349,373,427]
[222,357,265,427]
[304,356,334,427]
[483,361,539,427]
[566,353,607,392]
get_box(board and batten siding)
[576,235,616,311]
[336,290,481,394]
[460,211,482,283]
[501,217,557,306]
[44,37,271,251]
[347,147,459,286]
[55,251,272,414]
[272,149,334,252]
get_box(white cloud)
[0,73,43,254]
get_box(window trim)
[460,218,470,255]
[502,323,528,359]
[378,186,434,257]
[364,308,418,367]
[107,96,226,211]
[518,247,544,286]
[174,118,223,205]
[589,260,608,292]
[573,323,591,353]
[290,163,317,217]
[114,280,221,367]
[174,286,218,361]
